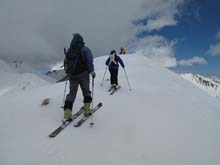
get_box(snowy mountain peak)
[49,61,64,71]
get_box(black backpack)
[64,47,86,75]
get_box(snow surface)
[0,54,220,165]
[0,60,15,73]
[0,60,52,96]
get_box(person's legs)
[111,69,118,88]
[79,72,92,116]
[109,69,114,86]
[114,69,119,86]
[64,77,79,120]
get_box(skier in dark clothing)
[63,33,95,120]
[105,50,125,90]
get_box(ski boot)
[64,108,72,121]
[84,103,92,117]
[112,84,117,90]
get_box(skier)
[105,50,125,90]
[119,47,126,54]
[63,33,95,120]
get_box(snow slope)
[0,59,15,72]
[0,54,220,165]
[0,59,52,96]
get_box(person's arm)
[105,58,110,66]
[82,47,94,73]
[117,56,125,68]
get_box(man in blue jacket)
[105,50,125,90]
[64,33,95,120]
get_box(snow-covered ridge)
[1,54,220,165]
[179,73,220,99]
[212,76,220,84]
[0,73,51,96]
[0,59,54,96]
[50,61,64,71]
[0,59,15,73]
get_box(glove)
[90,72,96,78]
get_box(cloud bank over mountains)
[0,0,187,68]
[177,56,207,66]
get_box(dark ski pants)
[64,71,92,111]
[109,69,118,86]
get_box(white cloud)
[145,16,177,32]
[177,56,207,66]
[129,35,177,67]
[0,0,187,68]
[134,0,185,32]
[207,43,220,56]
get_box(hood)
[70,33,85,49]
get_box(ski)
[48,107,84,138]
[74,102,102,127]
[109,86,121,95]
[108,86,114,92]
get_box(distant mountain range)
[178,73,220,100]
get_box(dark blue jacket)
[80,46,94,73]
[105,55,125,70]
[68,34,94,74]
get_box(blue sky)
[136,0,220,76]
[173,0,220,76]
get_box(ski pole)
[101,66,108,86]
[123,68,132,91]
[90,77,95,126]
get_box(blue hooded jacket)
[68,34,94,74]
[70,33,85,49]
